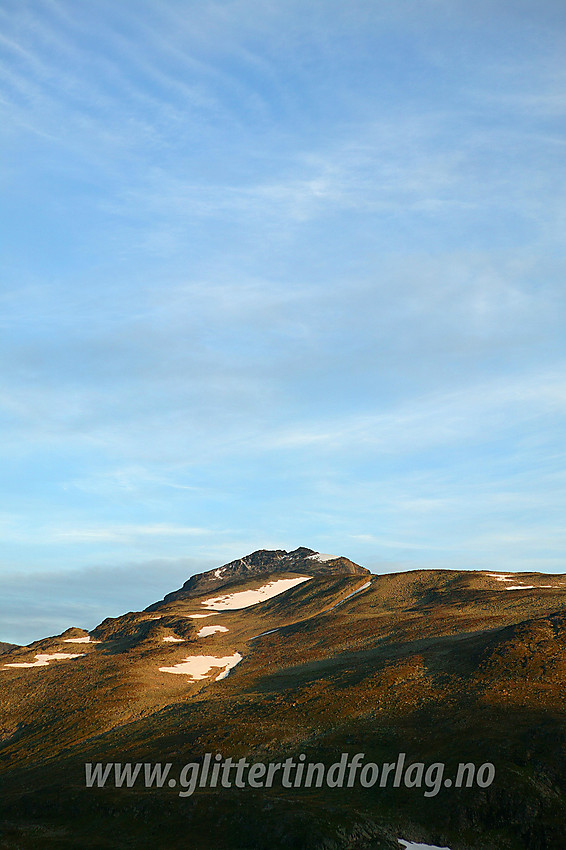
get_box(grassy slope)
[2,569,566,849]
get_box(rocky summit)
[148,546,370,609]
[1,550,566,849]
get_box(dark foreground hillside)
[1,548,566,849]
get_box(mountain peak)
[146,547,369,610]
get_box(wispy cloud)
[0,516,215,545]
[1,0,566,638]
[50,524,211,543]
[261,369,566,453]
[0,556,214,644]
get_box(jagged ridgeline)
[2,548,566,849]
[148,546,370,609]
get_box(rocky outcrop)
[146,546,370,610]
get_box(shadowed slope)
[2,551,566,848]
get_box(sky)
[1,0,566,643]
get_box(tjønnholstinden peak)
[146,546,370,610]
[3,551,566,849]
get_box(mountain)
[0,641,18,655]
[148,546,369,609]
[1,550,566,849]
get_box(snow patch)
[215,654,242,680]
[308,553,336,562]
[197,625,229,638]
[213,568,224,578]
[201,576,312,611]
[250,627,281,640]
[63,636,99,644]
[162,636,185,642]
[159,653,242,681]
[328,581,371,611]
[186,613,219,619]
[398,841,452,850]
[4,653,85,669]
[485,575,562,591]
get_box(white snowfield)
[486,574,563,591]
[329,580,371,610]
[197,625,229,638]
[63,636,99,644]
[201,576,312,611]
[4,653,85,669]
[159,652,242,681]
[308,553,336,562]
[249,627,281,640]
[186,613,218,618]
[162,636,185,642]
[398,840,452,850]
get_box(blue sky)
[1,0,566,643]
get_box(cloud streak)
[0,556,214,645]
[1,0,566,639]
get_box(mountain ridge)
[2,548,566,849]
[146,545,370,610]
